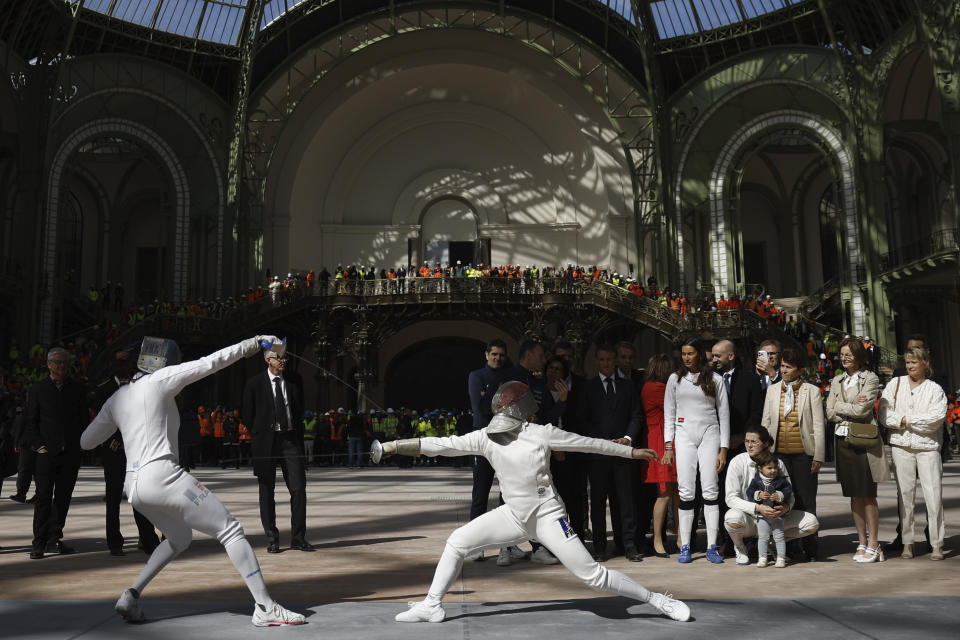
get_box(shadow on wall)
[384,336,486,410]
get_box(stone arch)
[707,110,864,335]
[392,168,507,227]
[41,119,190,341]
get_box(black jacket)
[24,377,88,454]
[576,374,643,441]
[241,370,305,477]
[726,368,763,438]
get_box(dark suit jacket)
[24,377,88,455]
[576,374,643,442]
[242,370,305,477]
[501,365,562,425]
[727,368,763,438]
[468,365,506,430]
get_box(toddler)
[746,451,793,568]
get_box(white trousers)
[891,446,945,547]
[435,499,651,600]
[675,426,720,502]
[723,508,819,540]
[126,458,244,552]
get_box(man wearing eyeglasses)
[241,347,312,553]
[755,339,782,397]
[23,347,89,559]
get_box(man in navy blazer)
[241,350,311,553]
[577,344,644,561]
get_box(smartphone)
[757,350,768,362]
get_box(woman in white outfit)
[878,346,948,560]
[661,338,730,564]
[379,381,690,624]
[80,336,305,627]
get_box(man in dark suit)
[553,341,588,540]
[616,340,656,553]
[241,348,312,553]
[711,339,762,555]
[577,344,644,561]
[23,347,89,559]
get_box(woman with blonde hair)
[879,347,948,560]
[826,337,888,563]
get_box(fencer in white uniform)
[376,381,691,624]
[661,339,730,564]
[80,336,305,627]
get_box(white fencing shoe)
[115,589,144,622]
[530,546,560,565]
[252,602,306,627]
[648,592,691,622]
[395,601,445,623]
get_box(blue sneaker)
[677,544,692,563]
[706,544,725,564]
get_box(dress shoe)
[651,549,670,559]
[110,548,125,557]
[625,547,643,562]
[267,542,281,553]
[8,494,26,503]
[29,548,44,560]
[591,547,608,562]
[47,540,75,555]
[26,495,37,504]
[290,541,315,551]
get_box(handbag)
[846,422,879,449]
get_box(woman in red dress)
[642,354,679,557]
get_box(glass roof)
[650,0,805,39]
[77,0,808,45]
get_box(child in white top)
[746,450,793,568]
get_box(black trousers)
[634,481,658,545]
[15,447,35,496]
[777,451,819,556]
[102,450,159,552]
[587,457,638,552]
[553,453,586,539]
[32,450,80,549]
[470,455,498,520]
[257,431,307,545]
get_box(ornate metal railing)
[879,228,959,273]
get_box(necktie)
[274,377,289,430]
[604,376,615,401]
[723,372,731,395]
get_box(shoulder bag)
[841,376,879,449]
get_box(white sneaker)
[733,545,750,566]
[507,545,530,560]
[252,602,306,627]
[774,556,786,568]
[757,556,768,568]
[496,547,513,566]
[115,589,144,622]
[648,592,691,622]
[395,601,445,623]
[468,550,484,561]
[531,546,560,565]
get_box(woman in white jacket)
[661,338,729,564]
[378,381,690,624]
[879,347,948,560]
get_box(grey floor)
[1,597,957,639]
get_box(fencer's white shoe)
[395,601,445,623]
[733,545,751,566]
[531,546,560,565]
[507,545,530,560]
[252,602,306,627]
[648,592,691,622]
[496,547,513,566]
[115,589,145,622]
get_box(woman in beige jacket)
[825,338,889,563]
[761,347,825,561]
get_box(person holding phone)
[756,340,782,396]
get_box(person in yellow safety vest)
[384,409,399,439]
[302,410,317,467]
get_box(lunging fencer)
[373,381,691,624]
[661,338,730,564]
[80,336,306,627]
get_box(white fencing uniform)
[81,339,275,607]
[407,425,663,608]
[662,371,730,549]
